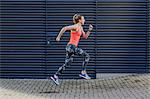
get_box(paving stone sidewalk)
[0,74,150,99]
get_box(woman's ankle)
[81,70,87,74]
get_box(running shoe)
[50,75,60,85]
[79,73,91,79]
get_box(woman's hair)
[73,14,83,24]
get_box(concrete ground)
[0,74,149,99]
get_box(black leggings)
[55,44,90,75]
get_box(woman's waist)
[67,42,78,47]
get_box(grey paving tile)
[0,74,149,99]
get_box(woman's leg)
[75,47,91,79]
[50,45,74,85]
[55,51,74,76]
[75,47,90,71]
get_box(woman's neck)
[77,23,82,26]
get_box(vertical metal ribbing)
[146,0,149,73]
[148,0,150,73]
[95,0,98,78]
[45,0,47,78]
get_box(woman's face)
[79,16,85,25]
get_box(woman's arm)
[82,24,93,39]
[56,25,78,41]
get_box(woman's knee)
[85,53,90,62]
[65,57,73,66]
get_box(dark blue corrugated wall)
[0,0,149,79]
[148,0,150,73]
[1,0,46,79]
[96,0,149,73]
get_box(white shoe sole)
[79,74,91,80]
[50,76,60,85]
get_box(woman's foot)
[79,70,91,79]
[50,74,60,85]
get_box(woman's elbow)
[83,35,88,39]
[62,27,67,31]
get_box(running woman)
[50,14,93,85]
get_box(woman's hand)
[88,24,93,31]
[56,37,60,42]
